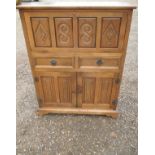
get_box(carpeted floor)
[16,2,138,155]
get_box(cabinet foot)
[106,112,119,119]
[36,110,49,116]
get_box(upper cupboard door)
[77,11,128,51]
[24,11,75,51]
[24,11,128,52]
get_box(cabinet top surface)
[17,0,137,10]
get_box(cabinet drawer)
[34,57,74,68]
[78,54,121,70]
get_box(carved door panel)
[99,14,127,50]
[101,18,121,48]
[31,17,52,47]
[54,17,74,47]
[35,72,76,107]
[24,12,53,50]
[76,12,127,51]
[78,18,97,48]
[77,72,119,109]
[24,12,75,50]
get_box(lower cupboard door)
[35,72,76,107]
[77,72,119,109]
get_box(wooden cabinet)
[17,1,136,118]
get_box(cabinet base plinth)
[36,107,119,118]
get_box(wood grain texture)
[41,76,57,103]
[82,77,96,103]
[94,78,113,104]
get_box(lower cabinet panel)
[35,72,76,107]
[77,72,119,109]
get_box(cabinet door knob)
[50,59,57,65]
[96,59,103,65]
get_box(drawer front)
[23,10,128,52]
[34,57,74,68]
[77,54,121,70]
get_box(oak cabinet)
[17,1,136,118]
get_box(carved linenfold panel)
[31,17,51,47]
[39,73,76,106]
[58,77,72,103]
[78,18,96,48]
[78,73,116,106]
[54,18,73,47]
[81,77,113,104]
[95,78,113,104]
[82,78,96,103]
[41,77,57,103]
[101,18,121,48]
